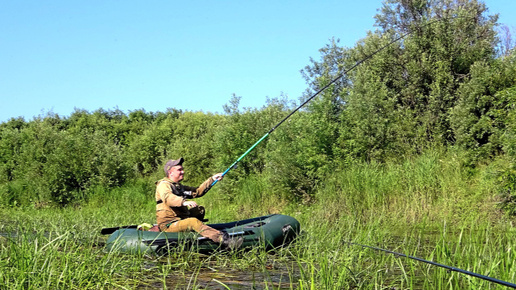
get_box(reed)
[1,150,514,289]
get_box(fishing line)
[211,18,443,187]
[346,241,516,288]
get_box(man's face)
[168,165,184,182]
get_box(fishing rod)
[346,241,516,288]
[211,18,440,187]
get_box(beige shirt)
[155,177,214,227]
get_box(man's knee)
[183,217,203,231]
[163,218,203,232]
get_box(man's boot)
[221,232,243,250]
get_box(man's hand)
[183,200,198,208]
[212,173,224,181]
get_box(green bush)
[499,167,516,216]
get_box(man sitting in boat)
[156,157,242,249]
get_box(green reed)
[282,150,515,289]
[1,150,514,289]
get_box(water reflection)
[138,262,300,289]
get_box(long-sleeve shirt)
[155,176,214,227]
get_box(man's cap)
[164,157,184,174]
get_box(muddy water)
[139,261,300,289]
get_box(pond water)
[138,262,300,289]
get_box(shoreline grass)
[1,151,515,289]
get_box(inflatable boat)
[103,214,300,254]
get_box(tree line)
[1,0,515,212]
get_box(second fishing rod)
[211,18,443,187]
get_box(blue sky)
[1,0,515,123]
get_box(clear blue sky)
[1,0,515,123]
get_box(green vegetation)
[1,152,514,289]
[1,0,515,288]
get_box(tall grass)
[1,150,514,289]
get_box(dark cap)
[164,157,184,174]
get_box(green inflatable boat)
[104,214,300,254]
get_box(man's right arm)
[157,182,184,207]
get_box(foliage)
[450,56,516,163]
[215,94,294,194]
[350,0,496,155]
[1,1,516,286]
[499,166,516,216]
[165,111,225,184]
[1,149,514,289]
[0,118,129,205]
[1,0,515,209]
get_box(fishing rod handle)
[210,165,233,187]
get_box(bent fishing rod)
[211,19,440,187]
[346,241,516,288]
